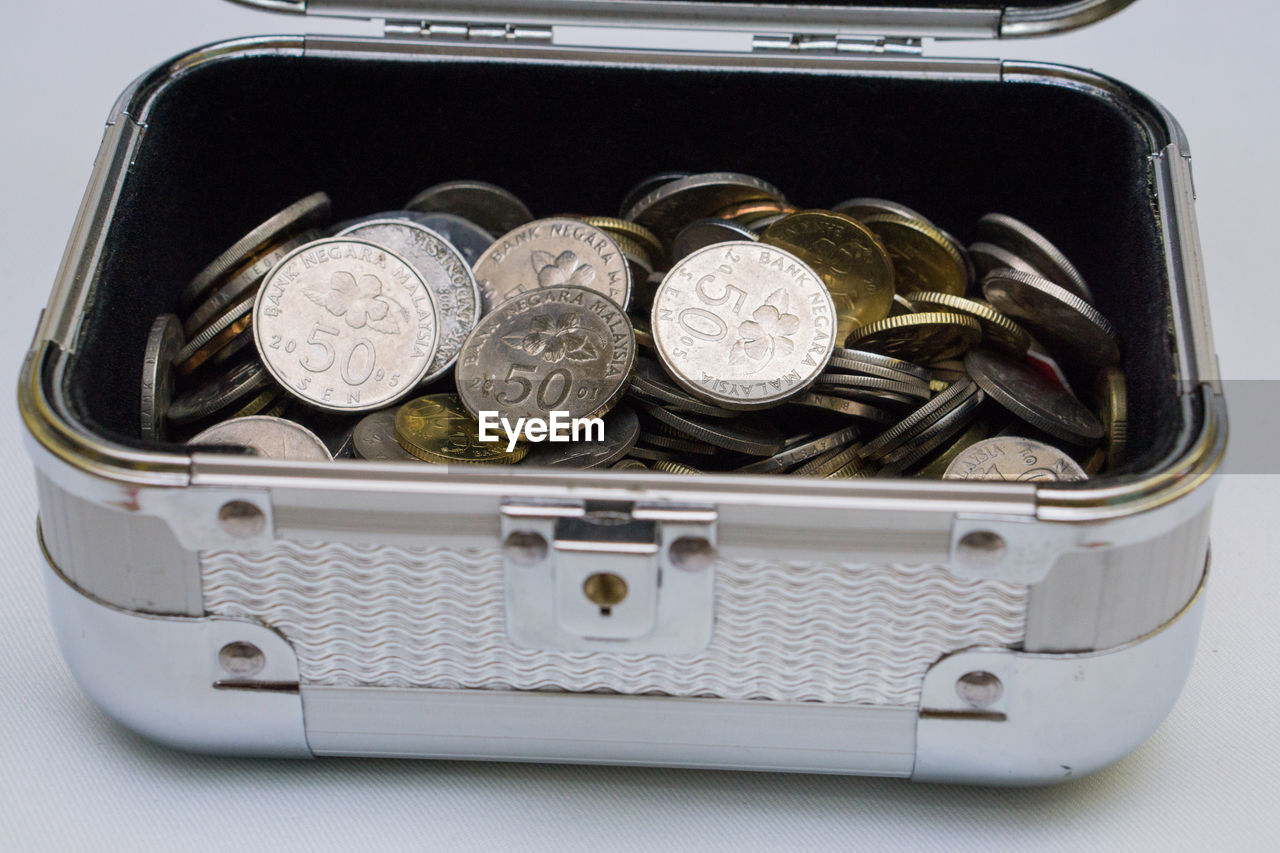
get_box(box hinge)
[383,19,554,43]
[500,499,717,653]
[752,33,924,55]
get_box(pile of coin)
[142,173,1126,482]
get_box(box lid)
[227,0,1139,40]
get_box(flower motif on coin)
[730,289,800,370]
[503,312,601,363]
[532,250,597,289]
[302,270,409,335]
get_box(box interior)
[62,50,1182,477]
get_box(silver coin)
[877,388,986,474]
[736,424,861,474]
[626,358,737,419]
[624,172,785,243]
[981,269,1119,367]
[181,192,331,310]
[254,238,440,413]
[976,213,1094,304]
[747,212,790,234]
[473,217,633,314]
[335,218,480,385]
[812,372,932,401]
[168,360,273,425]
[831,197,932,225]
[140,314,184,441]
[791,442,866,477]
[353,408,419,462]
[791,392,894,424]
[968,241,1041,279]
[828,347,931,381]
[671,218,759,262]
[652,242,836,410]
[964,350,1104,445]
[639,404,786,456]
[944,436,1087,482]
[400,212,494,265]
[189,415,333,461]
[405,180,532,237]
[618,171,693,219]
[522,405,640,468]
[184,229,322,337]
[455,285,637,426]
[860,378,980,461]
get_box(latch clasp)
[501,500,717,653]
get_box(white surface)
[1,0,1277,849]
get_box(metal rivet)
[583,572,628,607]
[668,536,715,572]
[956,671,1003,709]
[956,530,1007,568]
[218,500,265,538]
[504,530,548,565]
[218,642,265,678]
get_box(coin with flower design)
[472,217,632,314]
[253,238,440,413]
[455,285,637,428]
[650,241,836,410]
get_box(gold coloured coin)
[394,393,527,464]
[861,213,968,297]
[580,216,665,264]
[653,460,705,476]
[844,311,981,362]
[906,291,1031,356]
[1093,366,1128,471]
[762,211,896,342]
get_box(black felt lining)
[65,53,1179,475]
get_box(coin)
[580,216,665,266]
[335,218,480,385]
[860,378,979,461]
[639,403,785,455]
[611,459,649,471]
[976,213,1093,304]
[831,197,931,224]
[906,291,1031,357]
[168,360,274,425]
[981,269,1119,367]
[253,238,440,413]
[522,405,640,468]
[473,217,633,314]
[791,393,894,424]
[653,460,705,476]
[651,242,836,410]
[625,172,784,243]
[672,218,758,262]
[965,350,1104,445]
[877,387,985,474]
[455,285,636,426]
[626,357,736,419]
[735,424,861,474]
[762,210,896,341]
[228,387,281,420]
[394,393,528,464]
[968,241,1040,279]
[791,442,865,478]
[176,290,256,376]
[618,171,692,219]
[140,314,184,441]
[827,347,931,381]
[812,372,931,401]
[189,415,333,461]
[861,213,968,297]
[405,180,532,237]
[635,430,719,455]
[843,311,981,362]
[353,408,420,462]
[183,229,322,337]
[943,436,1087,482]
[181,192,331,310]
[912,419,994,478]
[1094,366,1128,471]
[397,212,495,265]
[716,200,799,225]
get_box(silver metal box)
[19,0,1225,784]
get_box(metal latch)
[752,34,923,55]
[501,500,717,653]
[384,20,554,43]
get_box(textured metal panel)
[202,542,1026,706]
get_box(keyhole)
[583,572,628,616]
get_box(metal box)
[19,0,1225,784]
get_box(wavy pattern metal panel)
[202,542,1026,706]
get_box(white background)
[1,1,1277,849]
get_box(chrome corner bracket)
[501,499,717,653]
[913,557,1207,785]
[41,525,311,757]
